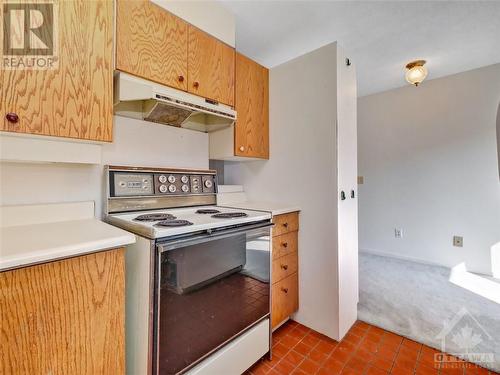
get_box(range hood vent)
[114,72,236,132]
[143,99,192,127]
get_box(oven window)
[156,227,271,374]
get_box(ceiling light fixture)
[405,60,427,86]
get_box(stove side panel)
[124,235,155,375]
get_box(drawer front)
[272,252,298,284]
[272,212,299,237]
[272,231,298,259]
[271,273,298,329]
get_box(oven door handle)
[157,221,274,252]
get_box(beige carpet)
[358,252,500,372]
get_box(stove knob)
[204,179,213,188]
[181,184,189,192]
[168,175,176,183]
[159,175,167,183]
[168,184,177,193]
[159,184,168,193]
[181,175,189,184]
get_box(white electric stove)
[104,165,272,375]
[107,205,271,239]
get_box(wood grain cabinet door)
[1,0,113,141]
[0,249,125,374]
[188,26,235,106]
[272,273,299,329]
[115,0,188,91]
[235,53,269,158]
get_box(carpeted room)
[357,63,500,372]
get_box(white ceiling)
[222,1,500,96]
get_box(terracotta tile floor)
[246,320,498,375]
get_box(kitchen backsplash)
[0,116,209,218]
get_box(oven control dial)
[181,184,189,192]
[168,175,176,183]
[204,179,213,188]
[168,184,177,193]
[158,175,167,183]
[159,184,168,193]
[181,175,189,184]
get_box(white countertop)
[216,186,300,216]
[0,202,136,272]
[220,201,300,217]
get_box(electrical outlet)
[395,228,403,238]
[453,236,463,247]
[357,176,364,185]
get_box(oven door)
[155,221,272,375]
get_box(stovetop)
[106,206,271,239]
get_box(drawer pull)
[281,287,288,293]
[282,242,288,248]
[283,222,288,228]
[280,264,288,270]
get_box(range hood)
[113,72,236,132]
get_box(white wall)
[0,116,208,217]
[225,44,342,339]
[152,0,235,47]
[358,63,500,276]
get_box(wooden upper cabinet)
[1,0,113,142]
[234,53,269,159]
[188,26,235,106]
[115,0,188,91]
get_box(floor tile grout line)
[269,325,322,372]
[253,320,499,375]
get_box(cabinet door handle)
[280,264,288,270]
[193,81,199,88]
[282,242,288,248]
[6,112,19,123]
[351,190,355,198]
[283,222,288,228]
[239,146,245,152]
[178,75,184,82]
[281,287,288,293]
[340,191,346,200]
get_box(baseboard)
[360,248,446,267]
[359,248,494,278]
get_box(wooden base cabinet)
[271,212,299,329]
[0,248,125,374]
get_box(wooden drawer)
[272,231,298,259]
[272,252,298,284]
[272,273,298,329]
[272,212,299,237]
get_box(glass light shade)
[405,65,428,86]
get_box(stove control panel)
[154,173,215,195]
[109,169,216,198]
